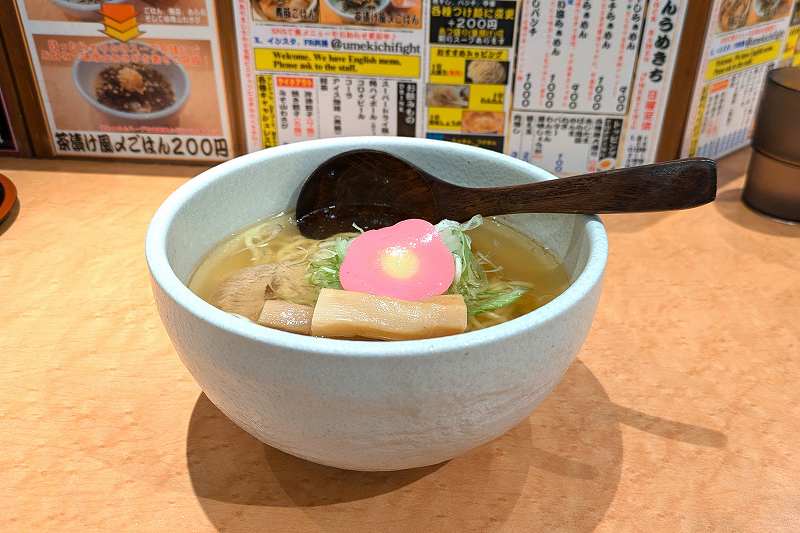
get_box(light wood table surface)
[1,150,799,532]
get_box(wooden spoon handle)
[440,158,717,218]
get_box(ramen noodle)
[466,60,506,84]
[189,212,569,340]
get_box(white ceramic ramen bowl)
[146,137,607,471]
[73,41,189,123]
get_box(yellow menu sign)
[429,46,509,85]
[705,41,782,80]
[256,75,277,149]
[254,49,420,78]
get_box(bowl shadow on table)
[715,187,800,238]
[186,360,726,532]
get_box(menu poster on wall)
[423,0,519,153]
[621,0,690,167]
[506,111,623,174]
[513,0,645,114]
[15,0,233,161]
[507,0,645,173]
[0,89,18,154]
[234,0,425,151]
[780,0,800,65]
[681,0,794,159]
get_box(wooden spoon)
[295,149,717,239]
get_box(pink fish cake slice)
[340,219,455,301]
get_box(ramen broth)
[190,212,569,335]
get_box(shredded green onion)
[467,283,528,316]
[435,216,528,315]
[307,234,354,289]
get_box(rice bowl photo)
[72,41,190,123]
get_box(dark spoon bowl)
[296,149,716,239]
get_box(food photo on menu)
[22,0,210,24]
[426,84,469,108]
[252,0,320,23]
[32,35,223,138]
[318,0,420,27]
[465,59,508,85]
[250,0,420,25]
[718,0,794,32]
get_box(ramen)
[190,212,569,340]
